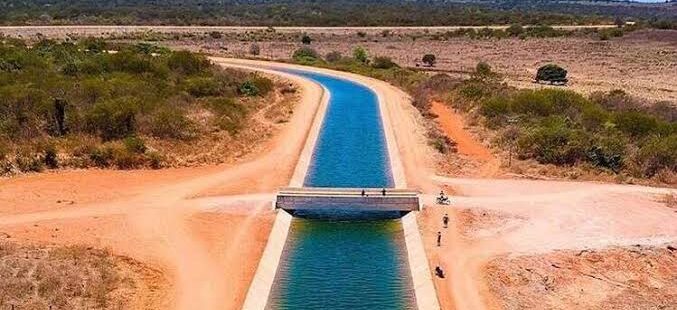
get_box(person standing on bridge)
[382,188,386,196]
[443,213,449,228]
[437,231,442,247]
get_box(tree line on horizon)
[0,0,675,28]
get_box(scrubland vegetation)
[1,0,675,29]
[449,65,676,181]
[0,241,157,309]
[0,37,278,175]
[426,24,636,40]
[292,46,676,183]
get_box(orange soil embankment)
[430,101,500,178]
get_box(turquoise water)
[298,70,393,188]
[267,70,415,309]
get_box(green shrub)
[151,108,194,140]
[123,136,146,154]
[111,145,141,169]
[353,47,368,64]
[429,134,453,154]
[536,64,568,84]
[108,50,152,74]
[42,143,59,169]
[239,81,260,96]
[635,134,677,177]
[185,77,221,97]
[422,54,436,67]
[580,104,610,131]
[80,37,107,54]
[371,56,398,69]
[518,117,588,165]
[15,151,44,172]
[292,47,319,63]
[472,62,500,82]
[524,25,563,38]
[167,50,210,75]
[586,131,627,172]
[614,111,659,138]
[506,24,524,37]
[480,97,511,119]
[86,98,139,140]
[511,90,553,116]
[598,28,624,41]
[147,151,164,169]
[247,75,274,96]
[89,145,114,167]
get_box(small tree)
[472,61,499,82]
[422,54,436,67]
[301,34,312,45]
[536,64,568,85]
[292,47,319,63]
[249,43,260,56]
[353,46,368,64]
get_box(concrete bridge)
[275,187,421,212]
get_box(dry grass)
[149,28,677,105]
[0,241,165,309]
[663,193,677,209]
[116,79,297,168]
[485,245,677,310]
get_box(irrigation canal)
[266,70,417,309]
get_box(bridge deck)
[275,187,421,212]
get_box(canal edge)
[403,212,442,310]
[236,63,332,309]
[288,84,331,187]
[241,210,293,310]
[373,85,408,189]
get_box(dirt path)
[430,101,500,178]
[421,176,677,310]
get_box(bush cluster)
[463,80,676,177]
[0,38,273,173]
